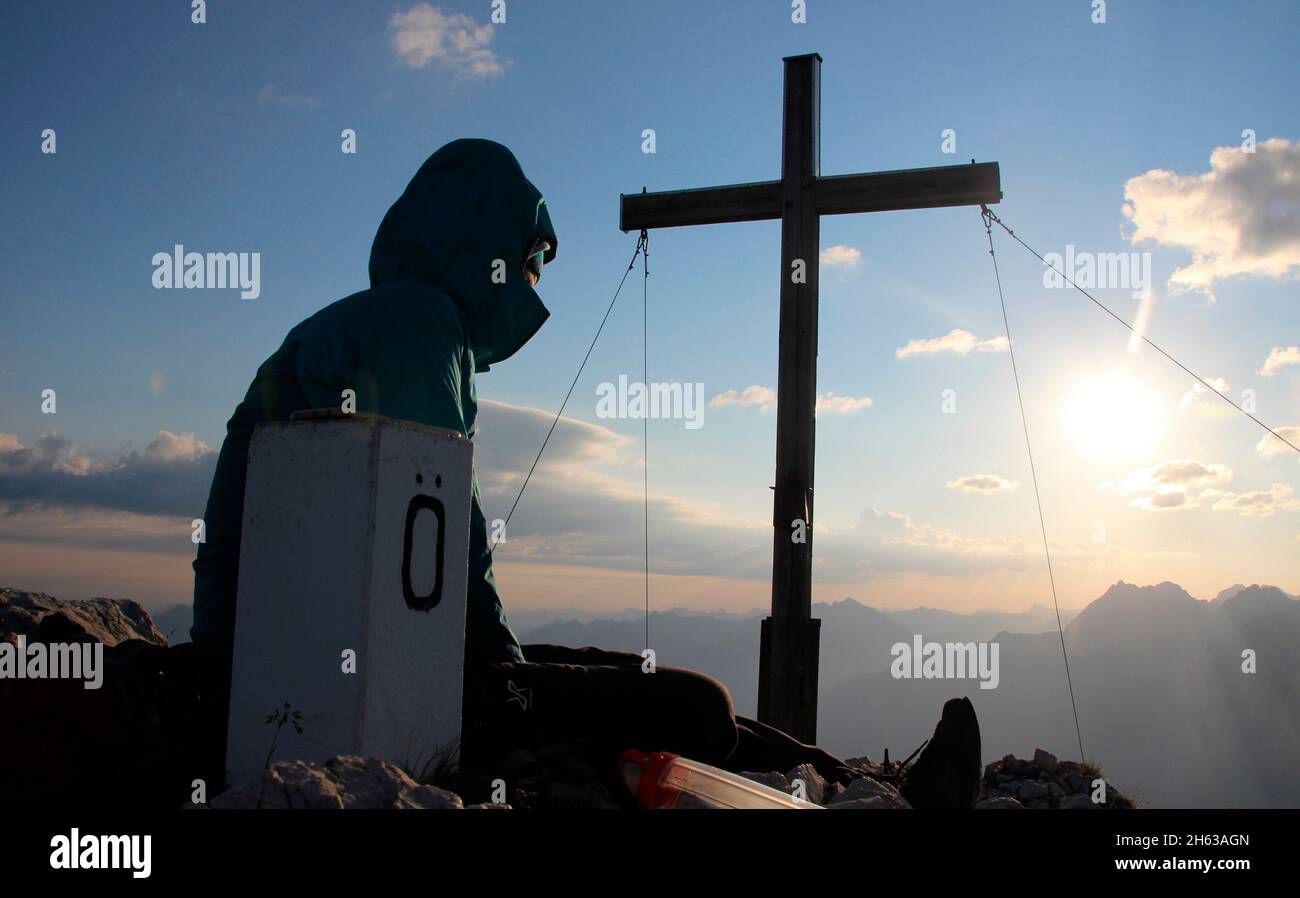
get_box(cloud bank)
[0,431,214,517]
[1123,138,1300,298]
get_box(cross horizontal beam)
[620,161,1001,231]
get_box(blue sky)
[1,0,1297,613]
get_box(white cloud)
[1145,490,1190,510]
[710,385,776,413]
[257,84,317,109]
[895,329,1008,359]
[1179,377,1229,408]
[389,4,506,78]
[1117,459,1233,512]
[143,431,211,463]
[1117,459,1300,516]
[1205,483,1300,518]
[946,474,1019,495]
[1123,138,1300,299]
[474,399,633,476]
[1259,346,1300,377]
[1127,488,1193,512]
[820,245,863,274]
[1128,459,1233,489]
[815,392,874,415]
[1255,425,1300,459]
[709,386,873,416]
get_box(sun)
[1061,372,1165,462]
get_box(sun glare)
[1061,372,1165,462]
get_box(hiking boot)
[900,696,982,809]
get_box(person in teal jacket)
[188,138,977,805]
[191,138,554,675]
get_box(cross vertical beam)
[618,52,1001,747]
[758,53,822,742]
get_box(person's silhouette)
[189,138,975,805]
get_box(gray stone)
[739,771,789,792]
[826,796,910,810]
[1060,793,1099,810]
[784,763,830,805]
[825,777,911,809]
[0,588,166,648]
[1033,748,1059,774]
[976,796,1025,809]
[210,755,464,809]
[1048,782,1066,800]
[1067,773,1085,793]
[1001,754,1021,774]
[1018,779,1049,801]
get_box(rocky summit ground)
[3,588,1126,810]
[203,749,1136,809]
[0,588,166,648]
[201,754,913,809]
[976,748,1135,809]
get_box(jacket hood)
[368,138,557,368]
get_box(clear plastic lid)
[620,749,822,809]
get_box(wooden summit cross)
[620,53,1002,742]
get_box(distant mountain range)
[517,599,1078,735]
[878,582,1299,810]
[151,603,194,644]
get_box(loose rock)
[825,777,911,809]
[976,796,1025,809]
[210,756,464,809]
[784,763,830,805]
[1060,793,1099,810]
[1,588,166,647]
[1018,780,1049,801]
[739,770,790,792]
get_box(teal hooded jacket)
[191,139,556,667]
